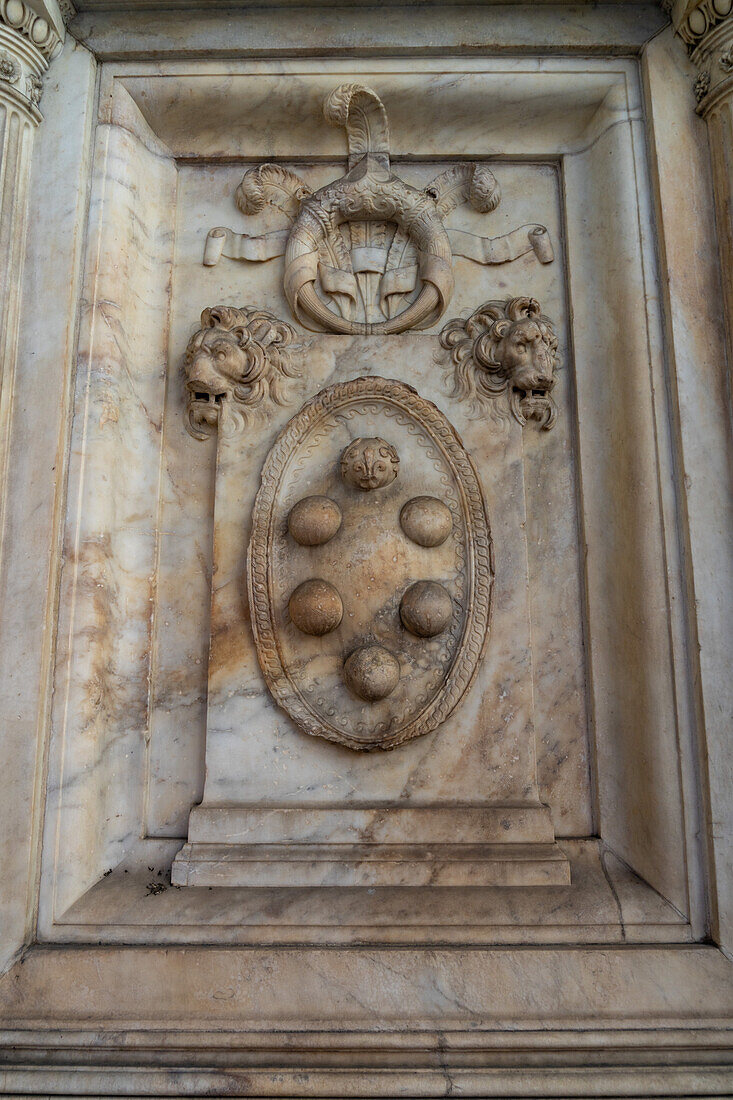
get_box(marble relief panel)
[31,59,706,948]
[144,156,591,835]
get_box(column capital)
[0,0,66,120]
[665,0,733,113]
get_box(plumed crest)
[235,164,312,221]
[323,83,390,169]
[425,164,502,217]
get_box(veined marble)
[1,6,732,1096]
[38,55,691,920]
[172,331,573,886]
[39,81,178,925]
[153,155,591,837]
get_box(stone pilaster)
[668,0,733,396]
[0,0,64,545]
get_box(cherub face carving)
[341,437,400,491]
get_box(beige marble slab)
[563,73,690,914]
[73,0,667,67]
[200,336,543,804]
[643,26,733,953]
[173,842,571,887]
[175,331,573,884]
[0,38,97,973]
[2,942,730,1031]
[34,55,708,953]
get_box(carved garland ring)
[284,167,454,336]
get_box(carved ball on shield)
[400,580,453,638]
[341,437,399,491]
[289,578,343,636]
[288,495,342,546]
[343,644,400,702]
[400,496,453,547]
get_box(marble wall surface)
[643,23,733,954]
[0,32,96,975]
[37,56,698,936]
[172,331,573,887]
[141,67,598,841]
[39,76,178,924]
[158,158,591,840]
[1,9,731,1094]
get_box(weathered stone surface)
[340,436,400,491]
[3,28,732,1097]
[288,578,344,636]
[245,374,493,752]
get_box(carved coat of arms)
[247,377,493,750]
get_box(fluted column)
[0,0,64,540]
[668,0,733,396]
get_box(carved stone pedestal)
[173,807,568,887]
[172,334,570,889]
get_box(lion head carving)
[439,297,559,429]
[184,306,299,440]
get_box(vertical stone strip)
[703,91,733,386]
[668,0,733,396]
[0,0,63,560]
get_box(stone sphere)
[399,496,453,547]
[341,437,399,491]
[289,579,343,636]
[288,495,342,546]
[343,644,400,702]
[400,580,453,638]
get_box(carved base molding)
[1,943,730,1098]
[172,804,570,887]
[172,841,570,887]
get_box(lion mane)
[184,306,299,438]
[439,296,559,429]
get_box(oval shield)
[247,376,493,750]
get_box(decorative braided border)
[247,377,493,751]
